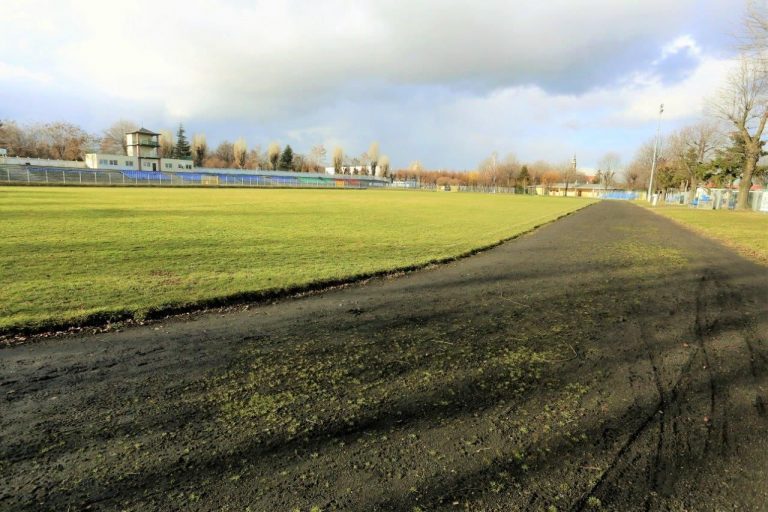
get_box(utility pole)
[647,103,665,204]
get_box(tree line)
[624,2,768,209]
[0,118,391,177]
[393,154,603,191]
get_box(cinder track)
[1,201,767,511]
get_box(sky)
[0,0,746,171]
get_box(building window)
[186,164,192,169]
[178,164,183,168]
[165,163,172,169]
[99,159,108,165]
[109,160,118,165]
[125,160,133,166]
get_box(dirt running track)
[1,201,767,511]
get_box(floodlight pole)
[647,103,664,204]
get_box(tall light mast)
[647,104,665,203]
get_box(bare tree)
[214,140,235,167]
[267,142,281,170]
[247,146,264,170]
[712,56,768,208]
[498,153,520,188]
[159,130,175,158]
[368,142,380,176]
[307,144,327,172]
[192,134,207,167]
[100,120,138,154]
[378,155,390,177]
[597,152,621,190]
[625,139,656,190]
[742,0,768,60]
[666,122,721,201]
[0,120,25,156]
[42,122,93,160]
[233,138,248,169]
[560,156,577,197]
[332,146,344,174]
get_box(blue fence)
[600,191,641,200]
[123,170,173,181]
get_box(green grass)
[0,187,594,332]
[643,205,768,265]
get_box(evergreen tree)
[518,165,530,188]
[709,132,765,187]
[279,145,294,170]
[173,124,191,159]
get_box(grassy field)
[643,204,768,265]
[0,187,594,332]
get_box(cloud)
[0,0,743,169]
[0,62,51,84]
[656,35,703,63]
[2,0,733,120]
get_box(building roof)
[127,127,160,136]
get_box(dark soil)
[1,201,767,511]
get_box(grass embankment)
[643,205,768,265]
[0,187,595,332]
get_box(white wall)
[84,153,137,170]
[2,156,87,168]
[160,158,194,172]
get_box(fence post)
[27,168,30,183]
[63,170,66,184]
[109,173,112,186]
[45,169,49,183]
[79,171,82,184]
[6,168,9,183]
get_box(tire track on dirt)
[570,271,727,512]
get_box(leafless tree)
[560,157,577,196]
[214,140,235,167]
[192,134,207,167]
[712,56,768,208]
[368,142,380,176]
[665,122,722,200]
[100,120,138,154]
[233,138,248,169]
[625,139,656,190]
[159,130,175,158]
[742,0,768,61]
[267,142,281,170]
[0,120,25,156]
[41,122,93,160]
[247,146,264,170]
[332,146,344,174]
[597,152,621,189]
[307,144,327,172]
[378,155,390,177]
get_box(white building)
[84,127,193,172]
[324,165,373,176]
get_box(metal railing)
[0,165,385,189]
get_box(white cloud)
[0,62,51,84]
[656,34,703,63]
[1,0,731,121]
[0,1,743,169]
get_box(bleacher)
[1,164,388,190]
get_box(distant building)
[324,165,373,176]
[535,182,627,198]
[84,127,193,172]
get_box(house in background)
[85,128,193,172]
